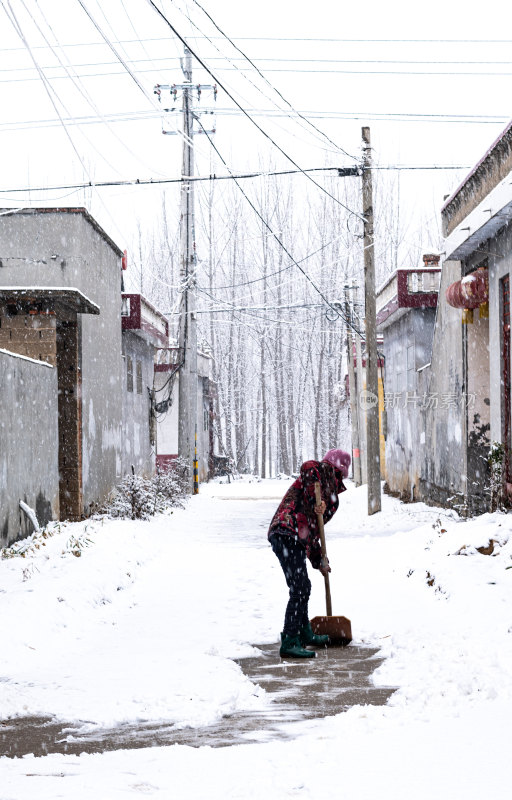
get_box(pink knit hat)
[322,448,351,478]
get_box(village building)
[154,346,213,482]
[345,333,386,483]
[441,121,512,509]
[121,292,169,478]
[377,121,512,514]
[0,208,125,539]
[376,256,442,503]
[0,207,214,545]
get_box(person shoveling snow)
[267,448,351,658]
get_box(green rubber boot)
[299,622,329,648]
[279,632,316,658]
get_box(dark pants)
[269,530,311,636]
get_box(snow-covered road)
[1,477,512,798]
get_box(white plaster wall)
[155,372,179,455]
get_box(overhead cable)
[144,0,364,222]
[193,115,364,337]
[189,0,356,160]
[0,109,507,133]
[0,163,469,195]
[0,0,126,241]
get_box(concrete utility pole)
[155,57,217,494]
[344,285,361,485]
[361,126,381,514]
[177,48,199,494]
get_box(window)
[136,360,143,394]
[127,356,133,392]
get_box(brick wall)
[0,310,57,365]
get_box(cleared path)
[1,642,394,756]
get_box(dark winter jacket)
[268,460,346,568]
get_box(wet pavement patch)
[0,643,395,757]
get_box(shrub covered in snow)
[102,458,190,520]
[488,441,506,512]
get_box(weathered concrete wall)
[416,261,466,508]
[121,331,155,479]
[381,262,468,509]
[0,349,59,545]
[0,209,124,514]
[382,308,437,500]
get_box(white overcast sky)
[0,0,510,268]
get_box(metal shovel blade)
[310,615,352,646]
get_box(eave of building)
[444,172,512,261]
[441,119,512,235]
[0,207,124,258]
[377,298,437,331]
[0,286,100,315]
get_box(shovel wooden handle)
[315,481,332,616]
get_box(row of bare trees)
[130,162,440,477]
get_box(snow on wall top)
[0,347,53,367]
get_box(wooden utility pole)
[361,126,381,514]
[354,306,367,485]
[177,47,199,494]
[344,285,361,485]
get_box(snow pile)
[0,510,268,727]
[1,478,512,798]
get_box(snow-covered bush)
[103,459,190,520]
[489,441,506,513]
[105,473,155,520]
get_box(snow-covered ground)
[1,477,511,798]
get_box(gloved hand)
[319,557,331,577]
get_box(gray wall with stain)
[0,349,59,545]
[382,261,468,509]
[0,209,124,515]
[121,331,155,479]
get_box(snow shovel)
[310,482,352,646]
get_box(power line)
[75,0,154,103]
[191,37,512,43]
[4,36,512,52]
[0,0,123,234]
[169,3,348,159]
[21,0,168,179]
[8,56,512,73]
[192,115,364,337]
[144,0,363,221]
[0,109,506,134]
[6,61,512,83]
[189,0,356,160]
[198,232,352,291]
[208,68,512,76]
[0,163,469,195]
[167,4,344,159]
[182,301,327,314]
[71,0,210,162]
